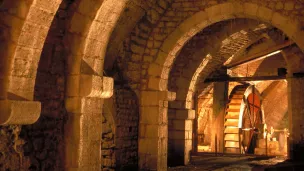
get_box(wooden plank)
[226,40,294,68]
[204,75,286,83]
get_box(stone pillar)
[139,90,176,171]
[168,109,195,166]
[287,76,304,161]
[212,82,228,153]
[64,76,113,170]
[283,47,304,161]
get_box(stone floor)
[168,154,287,171]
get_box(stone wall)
[101,84,139,171]
[114,85,139,170]
[102,98,116,171]
[0,125,30,170]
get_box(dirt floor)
[168,155,287,171]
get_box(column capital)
[0,100,41,125]
[66,74,113,99]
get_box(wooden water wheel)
[224,85,264,154]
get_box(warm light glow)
[186,54,212,109]
[241,50,282,66]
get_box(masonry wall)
[0,125,28,170]
[102,98,116,170]
[101,84,139,171]
[114,85,139,170]
[0,1,71,170]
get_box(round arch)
[168,19,271,109]
[148,2,304,91]
[0,0,62,100]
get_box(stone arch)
[61,0,131,170]
[169,19,270,110]
[167,18,271,165]
[0,0,62,125]
[148,2,304,91]
[0,0,61,100]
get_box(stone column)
[168,109,195,166]
[212,82,228,153]
[283,47,304,161]
[64,76,113,170]
[139,90,176,171]
[287,76,304,161]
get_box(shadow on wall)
[102,61,139,170]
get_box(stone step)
[224,119,239,127]
[224,133,239,141]
[225,141,239,148]
[224,127,239,134]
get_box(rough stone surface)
[1,0,304,170]
[101,84,139,171]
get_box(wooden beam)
[227,40,294,68]
[204,75,286,83]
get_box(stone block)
[257,6,273,22]
[0,100,41,125]
[179,11,208,33]
[169,130,185,140]
[65,97,103,114]
[138,138,159,155]
[160,28,183,54]
[220,3,234,16]
[141,91,160,106]
[147,77,161,90]
[206,5,221,20]
[244,3,258,17]
[172,120,192,131]
[140,106,160,124]
[79,74,103,97]
[148,63,162,76]
[7,75,36,100]
[175,109,195,120]
[101,76,113,98]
